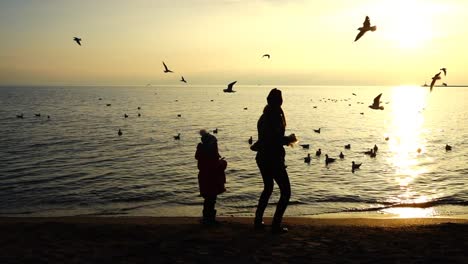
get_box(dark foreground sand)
[0,217,467,264]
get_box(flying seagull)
[440,68,447,76]
[430,72,442,92]
[180,76,187,83]
[223,81,237,93]
[354,16,377,42]
[162,62,173,73]
[369,93,384,110]
[73,37,82,46]
[442,83,447,87]
[262,54,270,59]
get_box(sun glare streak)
[383,207,436,218]
[386,86,431,208]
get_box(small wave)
[341,197,468,213]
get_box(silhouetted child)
[195,129,227,225]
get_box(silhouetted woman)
[252,88,296,233]
[195,129,227,225]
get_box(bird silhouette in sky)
[430,72,442,92]
[73,37,82,46]
[262,54,270,59]
[354,16,377,42]
[223,81,237,93]
[163,62,173,73]
[180,76,187,83]
[440,67,447,76]
[369,93,384,110]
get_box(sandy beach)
[1,217,467,263]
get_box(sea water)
[0,85,466,218]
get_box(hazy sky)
[1,0,467,86]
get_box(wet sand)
[0,217,467,263]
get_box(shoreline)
[1,216,468,225]
[1,217,467,263]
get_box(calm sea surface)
[0,85,467,218]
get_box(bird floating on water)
[369,93,384,110]
[16,113,24,119]
[223,81,237,93]
[34,113,41,117]
[124,114,128,118]
[248,136,253,145]
[354,16,377,42]
[106,104,111,106]
[300,144,310,149]
[373,144,378,153]
[314,128,321,134]
[162,61,173,73]
[304,154,311,164]
[339,152,345,159]
[344,144,351,149]
[118,129,122,136]
[352,161,362,173]
[316,148,322,157]
[174,133,181,140]
[325,154,336,165]
[213,128,218,134]
[73,37,82,46]
[430,72,442,92]
[445,144,452,151]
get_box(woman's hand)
[287,134,298,146]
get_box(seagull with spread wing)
[73,37,82,46]
[440,68,447,76]
[162,62,173,73]
[223,81,237,93]
[180,76,187,83]
[354,16,377,42]
[430,72,442,92]
[369,93,384,110]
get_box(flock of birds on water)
[13,15,455,175]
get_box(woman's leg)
[272,166,291,228]
[203,196,217,223]
[255,163,274,224]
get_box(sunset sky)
[1,0,467,86]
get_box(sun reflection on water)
[383,207,436,218]
[385,86,434,217]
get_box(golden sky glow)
[1,0,468,85]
